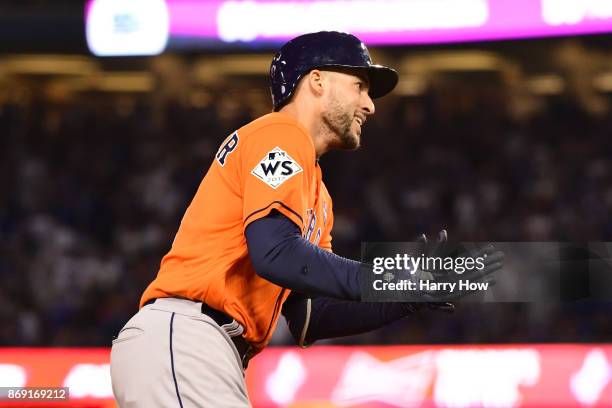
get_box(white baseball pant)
[110,298,251,407]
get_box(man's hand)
[426,302,455,313]
[411,230,504,302]
[402,301,455,313]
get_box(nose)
[362,92,375,115]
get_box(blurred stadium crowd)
[1,71,612,347]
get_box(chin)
[340,132,360,150]
[351,134,361,149]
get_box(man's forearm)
[282,293,419,346]
[245,211,363,300]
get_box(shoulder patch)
[216,132,239,167]
[251,147,303,189]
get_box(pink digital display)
[164,0,612,46]
[86,0,612,53]
[246,344,612,407]
[3,344,612,407]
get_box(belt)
[145,298,251,369]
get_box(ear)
[306,69,326,97]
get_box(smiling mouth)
[355,117,364,126]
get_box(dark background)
[1,0,612,347]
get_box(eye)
[356,79,369,92]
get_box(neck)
[279,103,335,158]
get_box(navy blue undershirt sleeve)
[282,292,419,345]
[245,210,363,300]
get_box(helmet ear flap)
[270,51,296,111]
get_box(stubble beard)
[322,93,360,150]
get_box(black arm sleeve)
[282,292,420,346]
[245,210,363,300]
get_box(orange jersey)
[140,112,334,353]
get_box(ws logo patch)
[251,146,303,189]
[216,132,239,166]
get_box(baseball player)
[110,31,500,407]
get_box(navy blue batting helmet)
[269,31,398,111]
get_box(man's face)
[320,69,375,150]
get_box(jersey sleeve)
[318,195,334,252]
[242,122,315,233]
